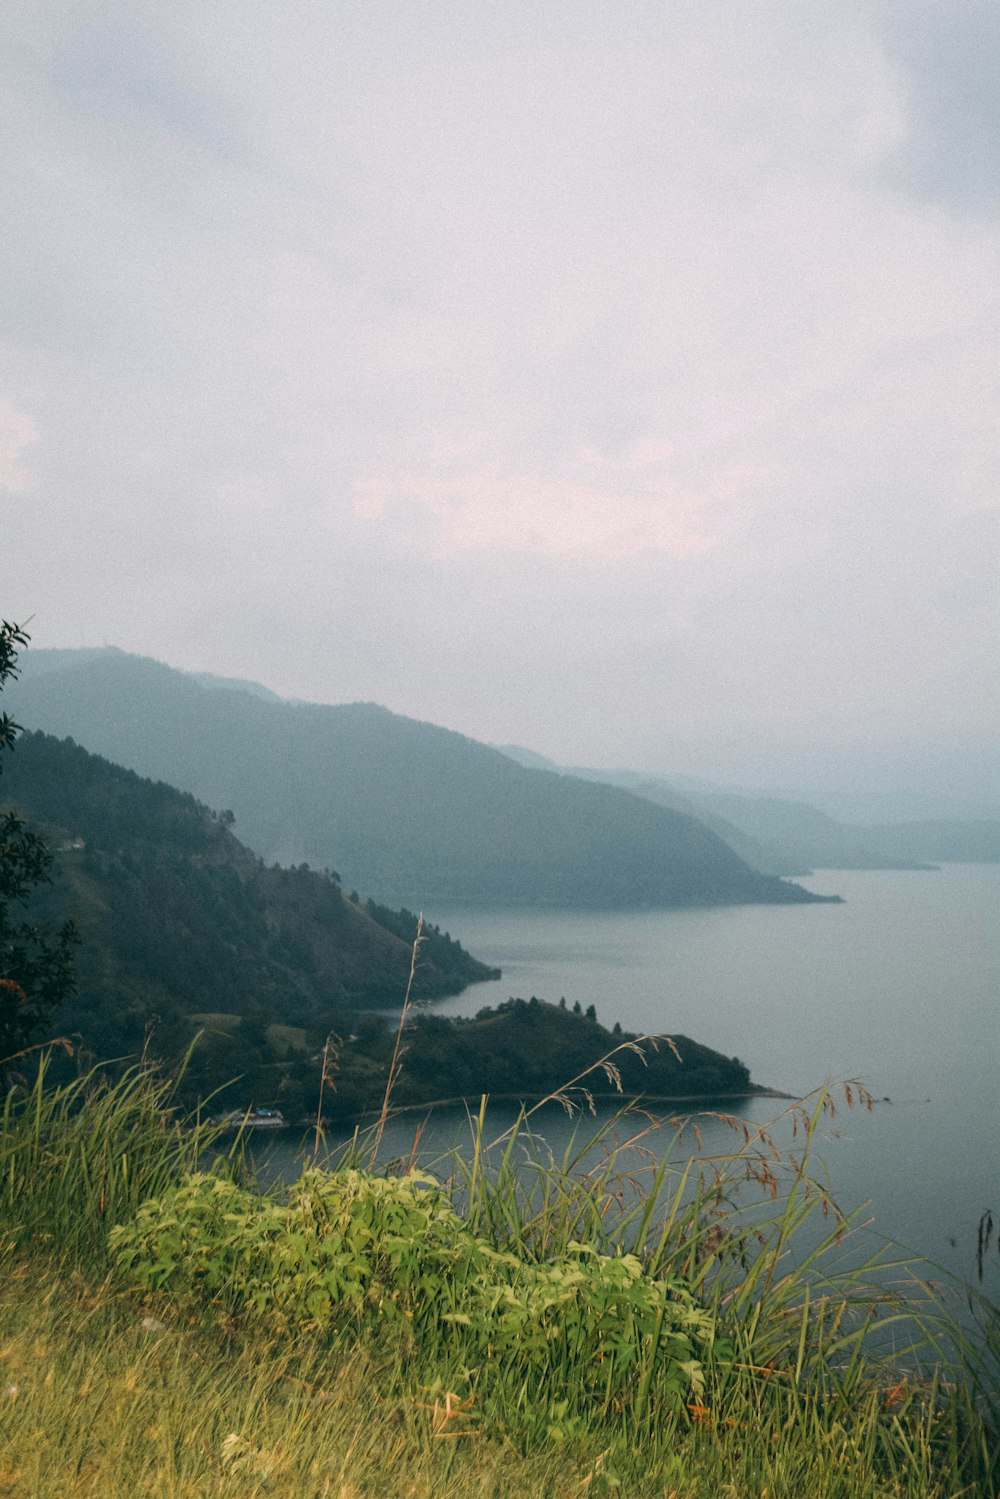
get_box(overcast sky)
[1,1,997,799]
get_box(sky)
[1,1,998,802]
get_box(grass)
[0,1252,993,1499]
[0,1044,997,1497]
[0,1048,221,1261]
[0,1260,590,1499]
[186,1012,241,1032]
[266,1022,309,1056]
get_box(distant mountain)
[852,820,1000,866]
[187,671,283,701]
[1,730,759,1118]
[15,647,287,703]
[707,783,1000,828]
[2,730,498,1067]
[497,747,1000,873]
[493,747,808,874]
[9,650,827,910]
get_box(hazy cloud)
[1,1,997,798]
[872,0,1000,212]
[0,401,39,494]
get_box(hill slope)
[9,650,827,909]
[496,748,1000,874]
[2,730,497,1064]
[1,731,755,1116]
[384,997,754,1111]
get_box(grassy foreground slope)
[0,1058,996,1499]
[10,648,829,909]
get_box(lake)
[412,865,997,1289]
[259,864,997,1294]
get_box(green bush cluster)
[111,1167,718,1421]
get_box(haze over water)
[421,865,998,1287]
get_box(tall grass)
[0,1046,223,1261]
[1,1254,993,1499]
[1,1037,997,1495]
[434,1090,999,1456]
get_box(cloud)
[0,2,996,793]
[870,0,1000,213]
[0,401,39,494]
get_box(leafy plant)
[1,1043,996,1491]
[111,1164,718,1424]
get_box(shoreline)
[237,1085,797,1132]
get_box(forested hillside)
[2,731,756,1117]
[2,731,497,1066]
[497,748,1000,874]
[380,997,752,1111]
[9,650,827,909]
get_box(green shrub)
[3,1057,997,1488]
[110,1168,476,1321]
[110,1165,718,1421]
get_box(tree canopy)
[0,621,77,1061]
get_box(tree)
[0,621,77,1060]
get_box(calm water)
[259,866,998,1292]
[411,865,997,1288]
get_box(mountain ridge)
[1,729,497,1062]
[495,746,1000,874]
[8,649,831,911]
[1,729,755,1117]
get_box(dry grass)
[0,1250,993,1499]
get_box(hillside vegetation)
[383,997,750,1110]
[498,746,1000,874]
[3,649,997,1497]
[2,730,752,1117]
[1,732,494,1095]
[9,649,829,909]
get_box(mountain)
[188,670,283,701]
[848,820,1000,866]
[493,746,809,874]
[1,730,498,1067]
[496,748,1000,874]
[8,650,829,910]
[1,731,756,1118]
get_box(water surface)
[414,866,998,1287]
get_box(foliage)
[388,996,751,1108]
[363,896,500,986]
[1,1264,995,1499]
[0,726,757,1113]
[0,1049,222,1259]
[0,1052,997,1494]
[112,1166,718,1424]
[0,622,77,1060]
[0,728,495,1093]
[0,1268,600,1499]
